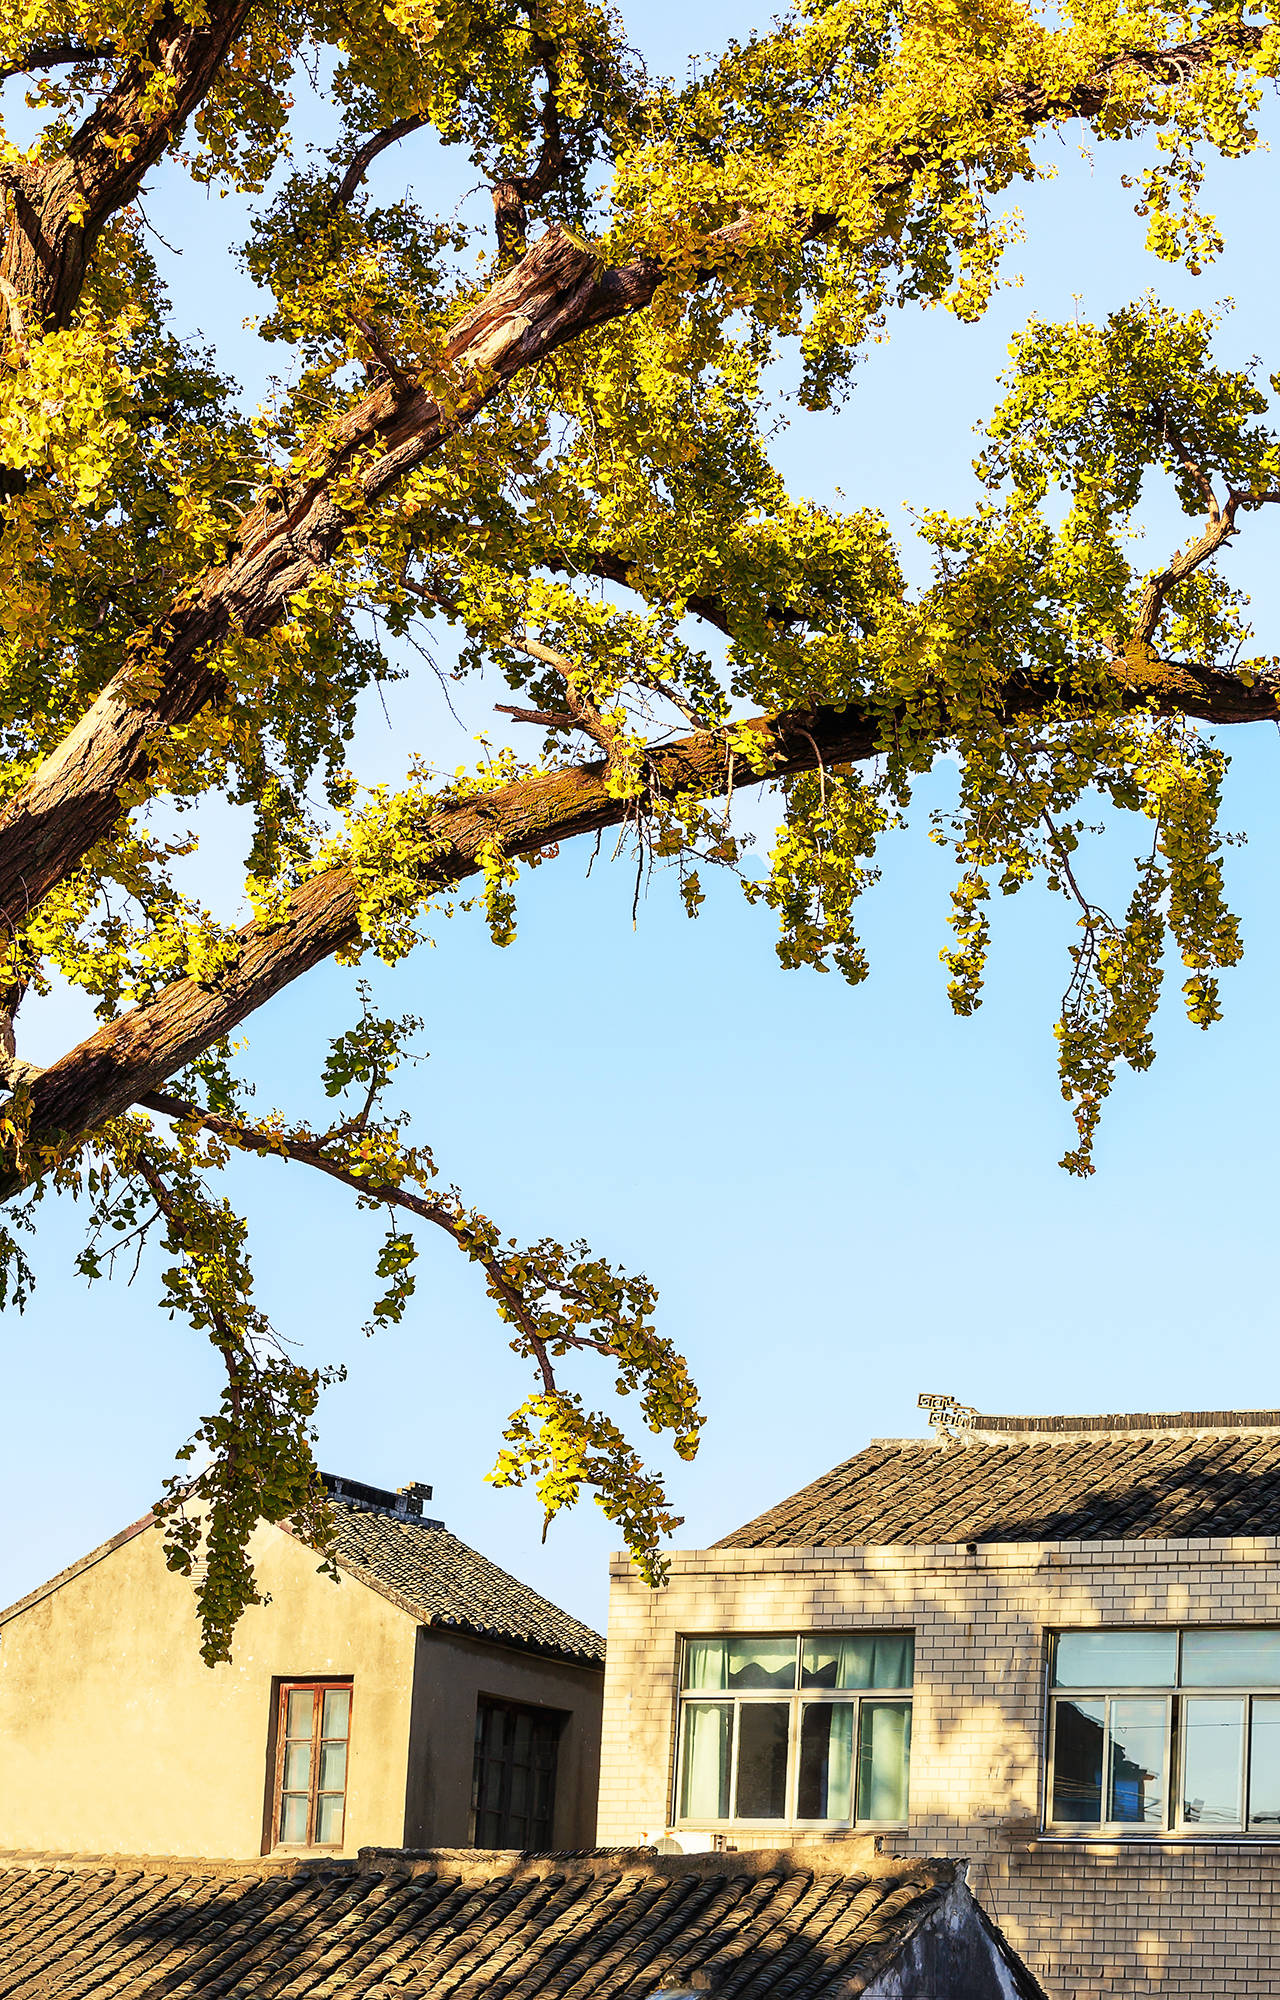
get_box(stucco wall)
[404,1628,603,1847]
[0,1516,417,1859]
[598,1534,1280,1998]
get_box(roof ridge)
[967,1409,1280,1435]
[0,1846,952,1889]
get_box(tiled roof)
[0,1848,1042,1999]
[311,1505,605,1664]
[717,1428,1280,1547]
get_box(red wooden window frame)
[271,1680,353,1849]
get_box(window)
[470,1697,560,1849]
[675,1633,913,1827]
[1048,1628,1280,1833]
[271,1681,352,1848]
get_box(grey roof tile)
[717,1429,1280,1547]
[0,1851,1018,2000]
[307,1506,604,1664]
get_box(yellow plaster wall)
[0,1517,417,1859]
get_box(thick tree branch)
[0,0,255,337]
[0,41,113,82]
[3,651,1277,1194]
[492,40,569,263]
[0,23,1264,937]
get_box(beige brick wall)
[598,1536,1280,1997]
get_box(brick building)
[597,1402,1280,1998]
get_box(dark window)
[271,1681,352,1848]
[470,1697,560,1848]
[1048,1628,1280,1832]
[735,1702,789,1817]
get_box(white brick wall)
[598,1537,1280,1997]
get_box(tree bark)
[5,653,1276,1193]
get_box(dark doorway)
[470,1696,561,1848]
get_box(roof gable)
[0,1490,603,1668]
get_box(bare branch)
[496,703,581,729]
[1130,509,1238,651]
[547,546,805,639]
[401,573,619,749]
[140,1089,568,1391]
[330,116,429,212]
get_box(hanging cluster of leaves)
[1,0,1279,1654]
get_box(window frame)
[1044,1628,1280,1837]
[270,1678,353,1851]
[469,1694,562,1849]
[672,1632,914,1832]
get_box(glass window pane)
[1180,1697,1244,1828]
[1182,1630,1280,1688]
[286,1688,316,1738]
[801,1637,856,1689]
[678,1702,731,1819]
[1051,1698,1105,1822]
[797,1703,855,1819]
[683,1640,729,1691]
[316,1793,344,1844]
[735,1703,790,1817]
[1054,1631,1176,1688]
[727,1638,797,1690]
[1107,1699,1167,1825]
[319,1741,347,1792]
[322,1688,351,1737]
[279,1793,309,1843]
[801,1635,914,1691]
[1250,1699,1280,1826]
[283,1741,313,1792]
[856,1702,911,1822]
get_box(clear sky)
[3,0,1279,1638]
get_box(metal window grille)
[470,1696,560,1849]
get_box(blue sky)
[3,1,1280,1637]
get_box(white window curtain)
[679,1701,731,1819]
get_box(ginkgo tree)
[1,0,1278,1659]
